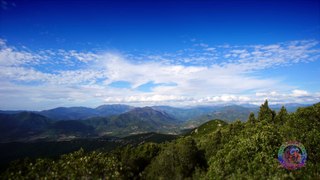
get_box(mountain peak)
[118,106,177,124]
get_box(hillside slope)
[85,107,180,136]
[3,101,319,179]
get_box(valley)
[0,103,306,142]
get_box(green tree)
[143,137,205,179]
[199,128,223,160]
[275,106,288,125]
[115,143,161,179]
[258,100,275,123]
[248,112,256,125]
[206,122,282,179]
[2,149,125,179]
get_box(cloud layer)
[0,39,319,110]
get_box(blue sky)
[0,0,320,110]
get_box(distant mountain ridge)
[0,103,309,120]
[0,107,180,142]
[0,103,312,142]
[0,112,51,142]
[39,104,134,120]
[84,107,179,137]
[151,106,217,121]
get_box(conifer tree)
[248,112,256,124]
[276,106,288,124]
[258,100,274,122]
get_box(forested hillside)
[2,101,319,179]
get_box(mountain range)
[0,103,310,142]
[39,104,134,120]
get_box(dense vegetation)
[1,101,320,179]
[0,133,177,173]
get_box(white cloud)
[0,39,319,110]
[291,89,309,97]
[256,91,278,97]
[205,47,216,51]
[0,41,45,66]
[104,95,190,103]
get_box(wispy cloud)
[0,39,319,110]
